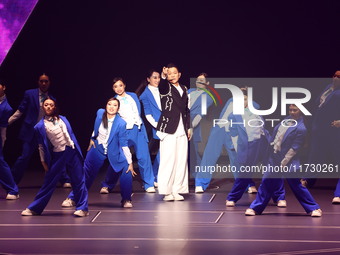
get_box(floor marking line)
[209,194,216,203]
[0,238,340,244]
[91,211,101,223]
[214,212,224,223]
[257,247,340,255]
[0,223,339,229]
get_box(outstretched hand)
[87,139,96,151]
[41,161,49,172]
[126,163,137,177]
[188,129,193,141]
[162,67,168,79]
[331,120,340,128]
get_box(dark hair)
[0,77,7,87]
[135,69,160,96]
[240,86,248,96]
[39,73,50,80]
[198,72,208,78]
[42,98,59,119]
[147,69,160,78]
[289,104,305,117]
[112,77,125,86]
[166,63,180,72]
[102,97,120,129]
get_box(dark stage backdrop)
[0,0,339,165]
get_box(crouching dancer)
[245,104,322,217]
[21,98,88,217]
[62,98,136,208]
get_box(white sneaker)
[173,194,184,201]
[245,208,256,216]
[277,200,287,208]
[122,200,133,208]
[145,187,156,193]
[247,186,258,193]
[73,210,89,217]
[63,183,72,188]
[311,209,322,217]
[154,182,158,188]
[100,187,109,194]
[163,194,175,201]
[332,197,340,204]
[6,194,19,200]
[226,200,235,207]
[195,186,204,193]
[61,198,75,207]
[21,208,38,216]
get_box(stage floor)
[1,170,340,255]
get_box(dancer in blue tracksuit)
[245,104,322,217]
[0,82,19,200]
[62,98,136,208]
[8,74,70,186]
[189,73,213,166]
[188,73,213,193]
[21,98,88,217]
[225,92,285,207]
[195,96,257,194]
[302,71,340,204]
[139,70,162,186]
[100,77,155,193]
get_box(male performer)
[9,74,70,186]
[157,63,191,201]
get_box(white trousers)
[157,133,189,195]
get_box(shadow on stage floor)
[1,169,340,255]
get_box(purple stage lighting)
[0,0,39,67]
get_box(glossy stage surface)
[0,169,339,255]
